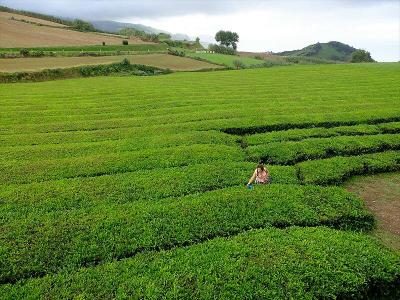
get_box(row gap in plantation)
[218,117,400,182]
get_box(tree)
[72,19,96,32]
[215,30,239,50]
[351,50,375,63]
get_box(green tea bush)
[247,133,400,164]
[0,185,374,283]
[0,162,299,221]
[298,150,400,185]
[244,122,400,145]
[2,227,398,299]
[0,144,244,185]
[0,131,237,162]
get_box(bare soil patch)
[344,172,400,251]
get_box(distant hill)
[91,20,165,35]
[91,20,191,41]
[276,41,358,62]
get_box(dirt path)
[344,172,400,251]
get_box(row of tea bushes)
[244,121,400,146]
[0,130,237,162]
[0,163,299,222]
[2,227,398,299]
[0,144,244,185]
[297,150,400,185]
[247,133,400,164]
[0,184,374,283]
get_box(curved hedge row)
[297,150,400,185]
[247,133,400,165]
[0,162,299,222]
[0,130,236,162]
[0,185,374,284]
[2,227,398,299]
[244,121,400,146]
[0,144,244,185]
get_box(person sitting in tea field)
[246,161,271,188]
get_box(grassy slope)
[0,63,399,296]
[0,54,221,72]
[186,52,264,67]
[0,11,151,48]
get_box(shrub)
[122,40,129,45]
[19,48,29,56]
[351,50,375,63]
[208,44,237,55]
[0,184,374,283]
[29,50,45,57]
[233,59,246,69]
[0,60,171,83]
[168,48,186,57]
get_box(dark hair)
[257,161,265,172]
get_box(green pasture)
[186,51,265,67]
[0,62,399,298]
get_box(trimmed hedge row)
[297,150,400,185]
[222,115,400,136]
[0,61,171,83]
[0,185,374,284]
[2,227,398,299]
[244,121,400,146]
[247,133,400,165]
[0,162,299,222]
[0,130,237,162]
[2,109,400,137]
[0,144,244,185]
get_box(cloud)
[2,0,398,20]
[1,0,244,19]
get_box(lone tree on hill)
[215,30,239,50]
[351,50,375,63]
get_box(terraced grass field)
[0,63,399,298]
[0,54,221,72]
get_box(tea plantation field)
[0,63,399,298]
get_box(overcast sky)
[2,0,399,61]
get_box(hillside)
[91,20,166,35]
[276,41,357,62]
[0,11,152,48]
